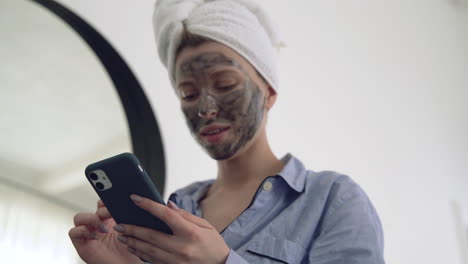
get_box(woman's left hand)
[113,194,230,264]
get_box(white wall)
[56,0,468,263]
[0,183,81,263]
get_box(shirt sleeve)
[225,249,250,264]
[308,182,385,264]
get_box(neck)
[212,132,284,191]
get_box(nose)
[198,95,218,120]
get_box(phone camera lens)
[89,172,98,181]
[96,182,104,190]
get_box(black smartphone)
[85,152,172,234]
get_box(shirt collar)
[191,180,214,206]
[276,153,307,193]
[185,153,308,206]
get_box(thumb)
[168,201,213,229]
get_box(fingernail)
[88,232,97,240]
[99,222,109,233]
[113,224,124,232]
[117,235,128,244]
[127,247,136,254]
[130,194,143,203]
[168,201,180,211]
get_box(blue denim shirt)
[168,154,385,263]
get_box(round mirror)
[0,0,164,262]
[0,0,131,211]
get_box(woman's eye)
[215,84,236,91]
[181,91,199,101]
[183,94,198,101]
[183,95,195,101]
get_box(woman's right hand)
[69,200,143,264]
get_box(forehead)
[174,41,253,78]
[179,52,240,73]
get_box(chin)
[205,142,248,161]
[206,148,235,161]
[202,142,240,161]
[212,154,232,161]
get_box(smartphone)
[85,152,172,234]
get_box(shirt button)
[263,181,273,191]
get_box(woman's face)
[174,42,268,160]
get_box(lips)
[200,125,230,135]
[200,125,230,143]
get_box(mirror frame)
[30,0,167,195]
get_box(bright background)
[1,0,467,263]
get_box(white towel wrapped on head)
[153,0,282,92]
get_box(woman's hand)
[114,194,230,264]
[69,200,143,264]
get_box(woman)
[69,0,385,263]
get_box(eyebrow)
[209,69,242,80]
[177,79,196,90]
[177,66,243,87]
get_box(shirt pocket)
[246,233,306,264]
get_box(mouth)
[200,125,230,143]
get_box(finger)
[95,205,113,233]
[73,213,108,233]
[69,226,98,241]
[97,199,105,208]
[95,206,112,220]
[74,212,100,226]
[130,194,193,235]
[168,202,212,229]
[114,224,178,253]
[119,236,175,264]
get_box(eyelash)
[182,93,199,101]
[216,84,236,91]
[180,89,199,101]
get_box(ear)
[265,85,277,111]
